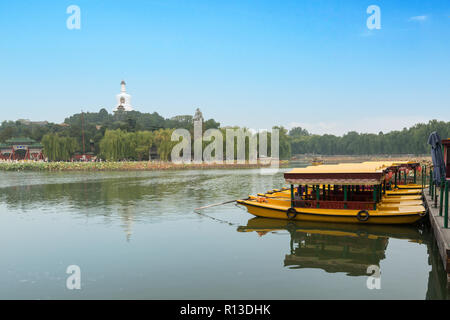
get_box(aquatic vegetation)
[0,160,284,172]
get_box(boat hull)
[396,184,426,190]
[237,200,425,225]
[386,189,422,196]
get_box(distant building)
[17,119,48,126]
[113,80,133,112]
[0,137,44,161]
[71,153,96,162]
[170,109,204,125]
[170,115,193,123]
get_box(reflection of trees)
[0,173,207,241]
[0,174,206,209]
[0,170,260,240]
[238,218,449,299]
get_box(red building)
[0,137,44,160]
[71,152,96,162]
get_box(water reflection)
[1,169,449,299]
[238,218,449,299]
[0,172,215,241]
[0,170,285,242]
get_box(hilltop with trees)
[289,120,449,155]
[0,109,448,161]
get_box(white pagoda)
[114,80,133,112]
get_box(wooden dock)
[424,188,450,285]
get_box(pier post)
[431,179,434,198]
[440,180,444,216]
[395,171,398,188]
[414,167,417,184]
[316,185,320,208]
[290,184,294,208]
[422,166,425,189]
[445,181,449,229]
[373,186,377,210]
[344,186,348,209]
[435,182,438,208]
[429,170,432,195]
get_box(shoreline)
[0,155,431,172]
[292,155,432,164]
[0,160,289,172]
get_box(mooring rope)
[194,199,240,211]
[193,198,249,226]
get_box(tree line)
[97,127,290,162]
[289,120,449,156]
[0,109,220,156]
[99,129,175,161]
[1,109,448,160]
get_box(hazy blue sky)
[1,0,449,135]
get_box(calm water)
[0,168,448,299]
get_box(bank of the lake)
[0,160,290,172]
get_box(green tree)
[41,133,78,161]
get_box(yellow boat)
[237,199,425,224]
[382,195,422,201]
[260,187,423,201]
[237,161,427,225]
[311,158,324,166]
[386,188,422,196]
[252,192,422,208]
[397,183,425,189]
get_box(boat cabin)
[283,161,421,211]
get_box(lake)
[0,168,448,299]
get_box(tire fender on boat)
[286,208,298,220]
[357,210,370,222]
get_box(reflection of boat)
[238,217,427,276]
[238,217,427,241]
[237,161,426,224]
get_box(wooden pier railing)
[426,164,450,229]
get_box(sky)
[0,0,449,135]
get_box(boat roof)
[361,160,420,168]
[284,161,419,186]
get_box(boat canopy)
[284,161,420,186]
[361,161,420,171]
